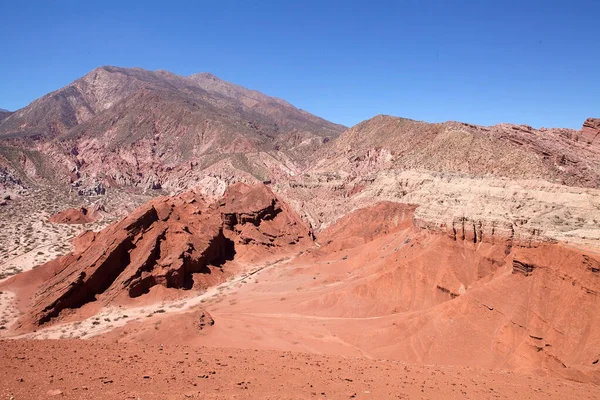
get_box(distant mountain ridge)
[0,66,345,141]
[0,66,345,192]
[311,114,600,188]
[0,66,597,201]
[0,108,11,121]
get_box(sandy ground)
[2,340,600,400]
[0,290,18,332]
[0,187,150,280]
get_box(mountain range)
[0,66,598,197]
[0,66,349,190]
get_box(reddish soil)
[2,340,600,400]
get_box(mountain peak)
[0,66,345,147]
[0,108,13,122]
[191,72,219,81]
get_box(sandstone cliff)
[21,183,312,328]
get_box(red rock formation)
[49,206,98,224]
[23,183,313,327]
[581,118,600,146]
[220,183,314,248]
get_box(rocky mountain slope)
[0,66,345,192]
[313,115,600,188]
[0,66,343,142]
[0,67,596,202]
[0,108,11,121]
[273,114,600,250]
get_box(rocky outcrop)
[49,206,101,224]
[512,259,536,276]
[581,118,600,146]
[220,183,314,247]
[414,215,548,248]
[76,182,106,196]
[197,310,214,331]
[24,183,313,327]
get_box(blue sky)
[1,0,598,128]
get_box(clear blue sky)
[1,1,598,128]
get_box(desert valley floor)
[0,184,599,399]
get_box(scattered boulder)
[77,182,106,196]
[197,310,214,330]
[144,174,162,190]
[0,167,24,187]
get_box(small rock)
[198,310,215,330]
[47,389,63,396]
